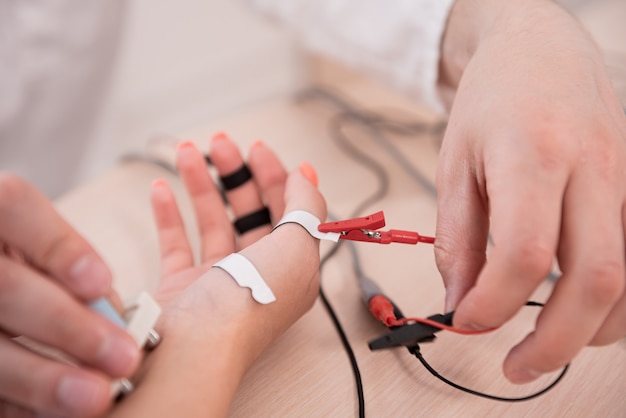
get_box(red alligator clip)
[318,211,435,245]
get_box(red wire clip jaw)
[318,211,435,245]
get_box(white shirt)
[0,0,125,197]
[0,0,453,197]
[246,0,454,113]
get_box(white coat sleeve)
[244,0,455,114]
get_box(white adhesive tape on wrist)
[213,253,276,304]
[273,210,340,242]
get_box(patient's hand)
[114,135,325,417]
[151,134,324,322]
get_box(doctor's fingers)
[0,333,111,418]
[587,203,626,346]
[0,173,112,301]
[0,256,139,379]
[0,401,35,418]
[502,165,625,383]
[434,141,490,312]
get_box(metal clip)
[318,211,435,245]
[90,292,161,399]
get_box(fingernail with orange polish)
[250,140,265,150]
[152,179,169,198]
[152,178,167,188]
[211,132,229,143]
[177,141,196,152]
[299,161,318,188]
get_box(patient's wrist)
[108,217,322,416]
[108,324,247,417]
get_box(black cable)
[404,301,569,402]
[119,153,178,174]
[302,86,570,411]
[320,102,414,417]
[309,88,440,417]
[317,110,395,417]
[412,347,569,402]
[318,279,365,418]
[327,112,390,214]
[318,223,366,417]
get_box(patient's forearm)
[106,226,320,417]
[108,327,249,417]
[106,294,257,417]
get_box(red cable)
[389,317,497,335]
[368,294,497,335]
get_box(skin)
[108,137,325,417]
[2,0,625,414]
[435,0,626,384]
[0,136,324,417]
[0,175,140,417]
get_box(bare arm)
[108,137,325,417]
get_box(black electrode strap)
[220,164,253,191]
[234,207,272,234]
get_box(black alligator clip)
[368,312,454,350]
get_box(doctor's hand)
[0,174,140,417]
[434,0,626,384]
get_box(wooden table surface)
[55,62,626,417]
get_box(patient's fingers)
[283,166,326,220]
[237,166,326,327]
[210,135,283,249]
[247,141,288,225]
[150,179,194,277]
[155,136,300,272]
[177,141,235,262]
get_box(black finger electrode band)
[220,164,253,191]
[234,207,272,234]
